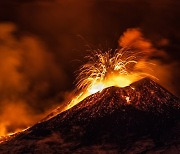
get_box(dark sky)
[0,0,179,115]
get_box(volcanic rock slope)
[0,78,180,153]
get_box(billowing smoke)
[118,28,178,94]
[0,23,67,136]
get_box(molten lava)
[64,47,157,111]
[63,28,167,111]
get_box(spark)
[76,48,138,93]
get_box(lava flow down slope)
[0,77,179,153]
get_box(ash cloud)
[0,23,67,136]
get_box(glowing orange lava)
[64,48,157,111]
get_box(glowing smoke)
[0,23,66,136]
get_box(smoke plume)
[0,23,67,136]
[118,28,178,95]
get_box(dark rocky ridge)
[0,78,180,153]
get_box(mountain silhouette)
[0,78,180,153]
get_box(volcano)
[0,78,180,153]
